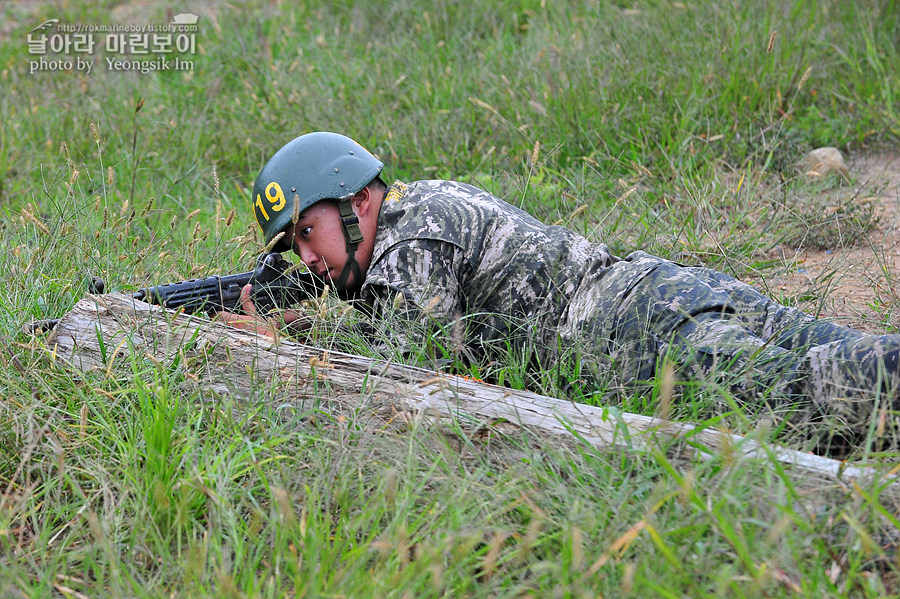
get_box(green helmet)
[252,132,384,253]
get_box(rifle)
[28,253,324,332]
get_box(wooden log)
[45,293,897,491]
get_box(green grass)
[2,0,900,596]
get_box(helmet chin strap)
[333,197,364,290]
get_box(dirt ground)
[764,152,900,333]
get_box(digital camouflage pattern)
[359,179,900,439]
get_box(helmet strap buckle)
[338,198,364,246]
[333,197,364,290]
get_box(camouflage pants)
[564,252,900,437]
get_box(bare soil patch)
[762,152,900,332]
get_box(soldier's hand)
[215,284,315,339]
[280,309,316,336]
[214,283,279,338]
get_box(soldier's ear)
[353,186,375,216]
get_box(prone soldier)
[217,132,900,448]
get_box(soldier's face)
[289,201,369,289]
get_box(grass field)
[2,0,900,596]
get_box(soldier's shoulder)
[384,179,504,221]
[398,179,500,206]
[374,179,502,250]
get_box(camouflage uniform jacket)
[360,179,620,363]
